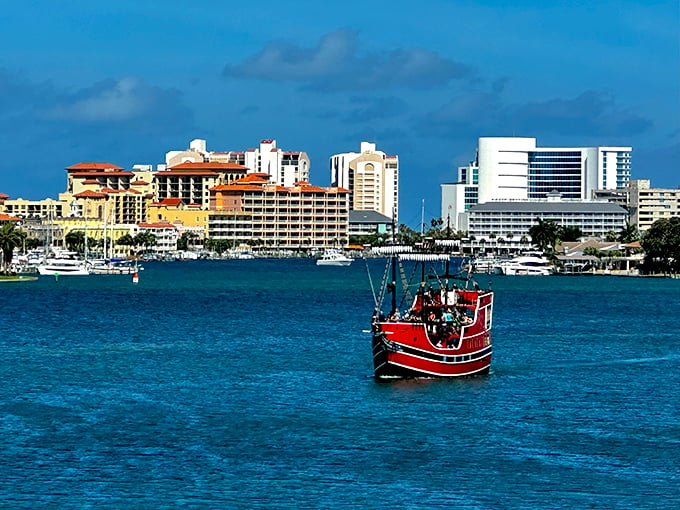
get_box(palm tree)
[0,223,25,273]
[133,232,157,255]
[529,218,560,253]
[617,222,639,243]
[65,230,86,253]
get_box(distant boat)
[37,249,90,276]
[495,252,553,276]
[471,256,503,274]
[88,258,142,275]
[316,249,353,266]
[369,247,493,379]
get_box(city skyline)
[0,0,678,227]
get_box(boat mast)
[390,210,397,314]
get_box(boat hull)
[37,265,90,276]
[372,291,493,379]
[316,259,352,266]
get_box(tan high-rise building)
[330,142,398,223]
[629,179,680,231]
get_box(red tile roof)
[82,179,100,184]
[73,190,107,198]
[159,198,183,206]
[130,180,149,185]
[71,171,134,177]
[0,213,20,221]
[237,174,269,184]
[66,162,124,171]
[0,193,9,199]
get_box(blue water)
[1,260,678,508]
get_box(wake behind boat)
[316,248,353,266]
[369,247,493,379]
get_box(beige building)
[208,175,350,249]
[330,141,399,223]
[629,179,680,231]
[1,196,68,219]
[147,198,210,236]
[166,138,310,188]
[155,161,249,209]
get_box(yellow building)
[147,198,210,236]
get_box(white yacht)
[316,249,353,267]
[495,252,554,276]
[37,250,90,276]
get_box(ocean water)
[1,259,678,509]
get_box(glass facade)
[527,151,582,199]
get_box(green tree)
[605,230,617,242]
[65,230,86,252]
[24,237,42,250]
[395,224,420,245]
[528,218,560,253]
[133,232,157,254]
[640,217,680,274]
[558,226,583,242]
[177,232,198,251]
[617,222,639,243]
[0,223,25,273]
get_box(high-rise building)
[330,142,398,223]
[477,137,631,203]
[166,139,310,188]
[629,179,680,231]
[442,137,632,233]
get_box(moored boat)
[37,250,90,276]
[316,248,353,266]
[495,252,553,275]
[369,247,493,379]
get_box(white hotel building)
[330,142,399,223]
[167,139,310,188]
[442,137,632,236]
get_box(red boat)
[370,249,493,379]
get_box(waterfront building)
[330,142,399,223]
[348,210,393,237]
[208,175,350,249]
[136,222,178,254]
[154,161,249,209]
[441,161,478,232]
[442,137,632,236]
[66,162,135,195]
[477,137,631,203]
[1,197,69,219]
[147,198,210,237]
[629,179,680,232]
[166,139,310,188]
[467,199,628,242]
[0,212,20,225]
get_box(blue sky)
[1,0,678,226]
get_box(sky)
[1,0,678,227]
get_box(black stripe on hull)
[375,362,490,380]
